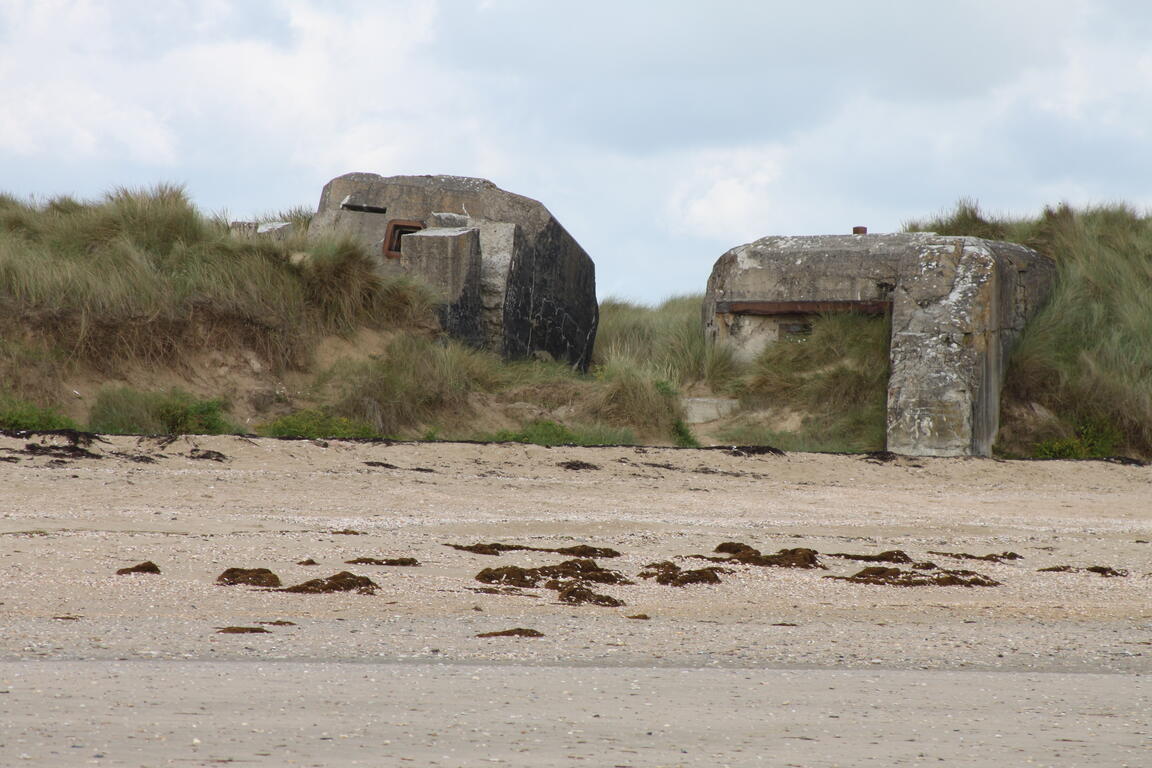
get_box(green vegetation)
[0,338,69,405]
[1033,421,1121,460]
[0,186,728,446]
[0,185,433,371]
[670,418,701,448]
[907,200,1152,457]
[256,409,379,440]
[0,394,78,431]
[328,333,505,437]
[586,364,685,440]
[257,205,314,231]
[582,297,719,445]
[594,295,737,388]
[87,387,237,435]
[297,238,431,333]
[727,312,891,453]
[480,419,634,446]
[714,424,850,453]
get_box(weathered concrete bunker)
[704,233,1055,457]
[307,173,598,370]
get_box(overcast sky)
[2,1,1150,302]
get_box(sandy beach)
[1,431,1149,766]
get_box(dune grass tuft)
[257,205,314,231]
[330,333,505,437]
[479,419,635,446]
[585,362,685,441]
[593,294,738,389]
[0,394,78,431]
[0,185,435,374]
[87,387,238,435]
[588,296,726,444]
[255,409,379,440]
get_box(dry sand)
[1,431,1149,766]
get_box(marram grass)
[5,186,1146,456]
[0,185,434,371]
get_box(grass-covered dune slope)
[1,187,1148,458]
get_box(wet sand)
[1,432,1149,765]
[3,661,1148,767]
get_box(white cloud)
[3,0,1152,301]
[0,0,179,160]
[1011,42,1152,140]
[0,83,177,163]
[665,147,787,242]
[655,17,1152,247]
[0,0,455,169]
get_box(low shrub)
[0,395,78,431]
[88,387,237,435]
[594,295,739,389]
[671,418,700,448]
[1033,421,1121,459]
[256,409,379,440]
[586,364,684,440]
[480,419,634,446]
[331,333,504,437]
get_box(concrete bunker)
[704,233,1056,457]
[307,173,598,370]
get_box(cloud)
[665,147,787,242]
[2,0,1152,301]
[0,0,177,161]
[657,14,1152,243]
[0,83,177,163]
[0,0,481,210]
[429,0,1092,154]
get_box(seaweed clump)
[216,567,281,587]
[824,566,1000,587]
[280,571,378,594]
[639,561,725,587]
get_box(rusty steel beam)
[715,300,892,316]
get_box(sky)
[2,0,1151,302]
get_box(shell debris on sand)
[0,432,1147,673]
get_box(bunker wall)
[704,233,1055,457]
